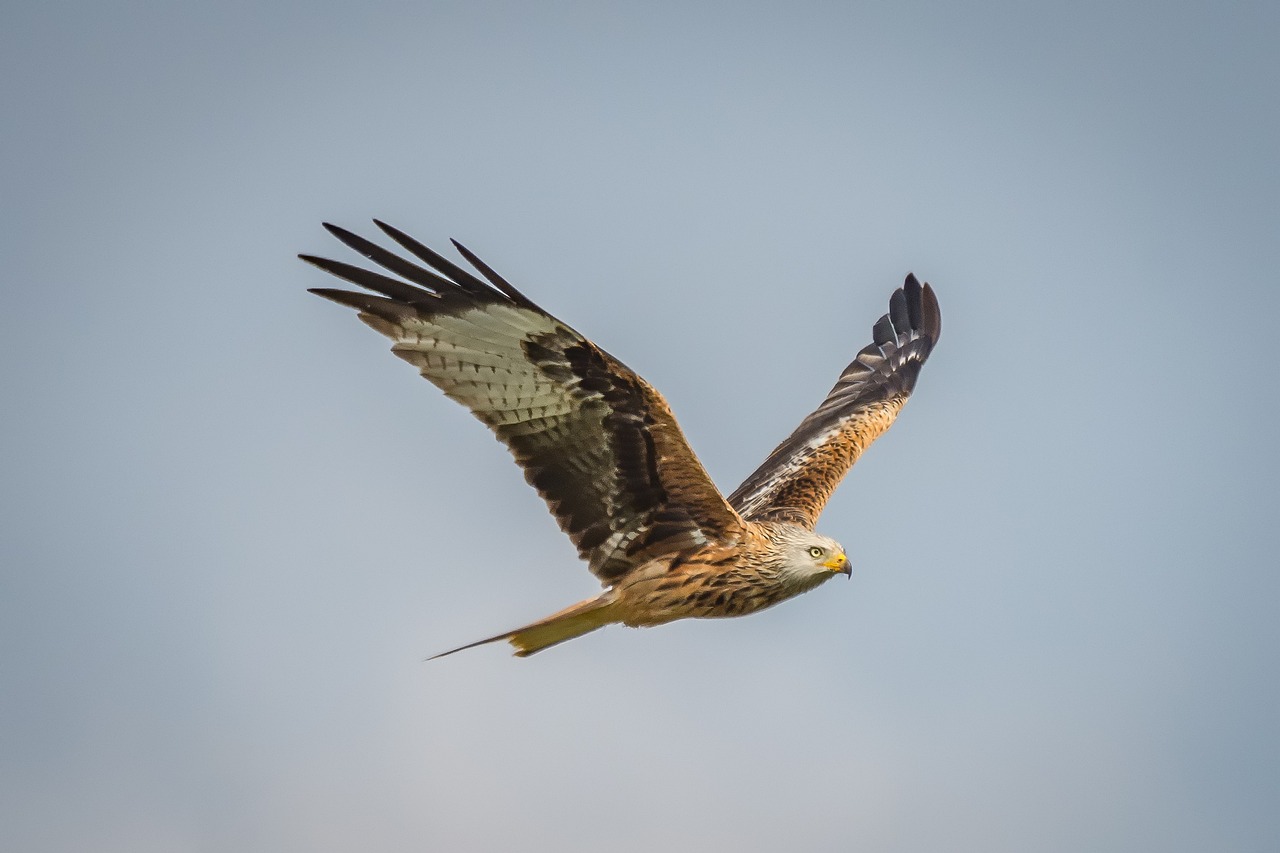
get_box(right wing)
[727,274,941,528]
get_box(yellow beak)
[824,553,852,577]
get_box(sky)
[2,2,1277,851]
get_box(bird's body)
[446,524,850,657]
[610,524,847,624]
[304,222,940,657]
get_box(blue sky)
[2,2,1277,851]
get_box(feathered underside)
[727,274,941,529]
[302,221,743,585]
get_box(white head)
[769,525,851,591]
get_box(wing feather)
[305,223,743,584]
[727,274,941,528]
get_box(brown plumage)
[303,221,941,656]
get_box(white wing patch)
[386,306,583,428]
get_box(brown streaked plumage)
[303,221,941,657]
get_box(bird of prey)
[303,222,941,657]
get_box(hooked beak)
[824,553,852,578]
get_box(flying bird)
[303,222,941,657]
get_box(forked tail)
[429,595,617,659]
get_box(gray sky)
[2,2,1277,851]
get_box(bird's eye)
[808,546,824,558]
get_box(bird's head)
[773,527,851,589]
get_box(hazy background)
[3,2,1277,851]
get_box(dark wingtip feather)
[872,314,895,346]
[307,287,414,322]
[903,274,923,328]
[371,219,493,297]
[322,222,378,257]
[897,273,941,344]
[322,222,458,292]
[888,288,910,335]
[308,286,364,307]
[920,282,942,343]
[300,253,437,305]
[450,238,540,310]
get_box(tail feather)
[429,596,616,659]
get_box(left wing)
[727,274,941,528]
[303,221,744,585]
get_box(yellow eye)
[808,546,824,558]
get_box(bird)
[302,221,941,657]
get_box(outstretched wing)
[303,222,743,584]
[727,275,941,529]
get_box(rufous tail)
[429,596,617,659]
